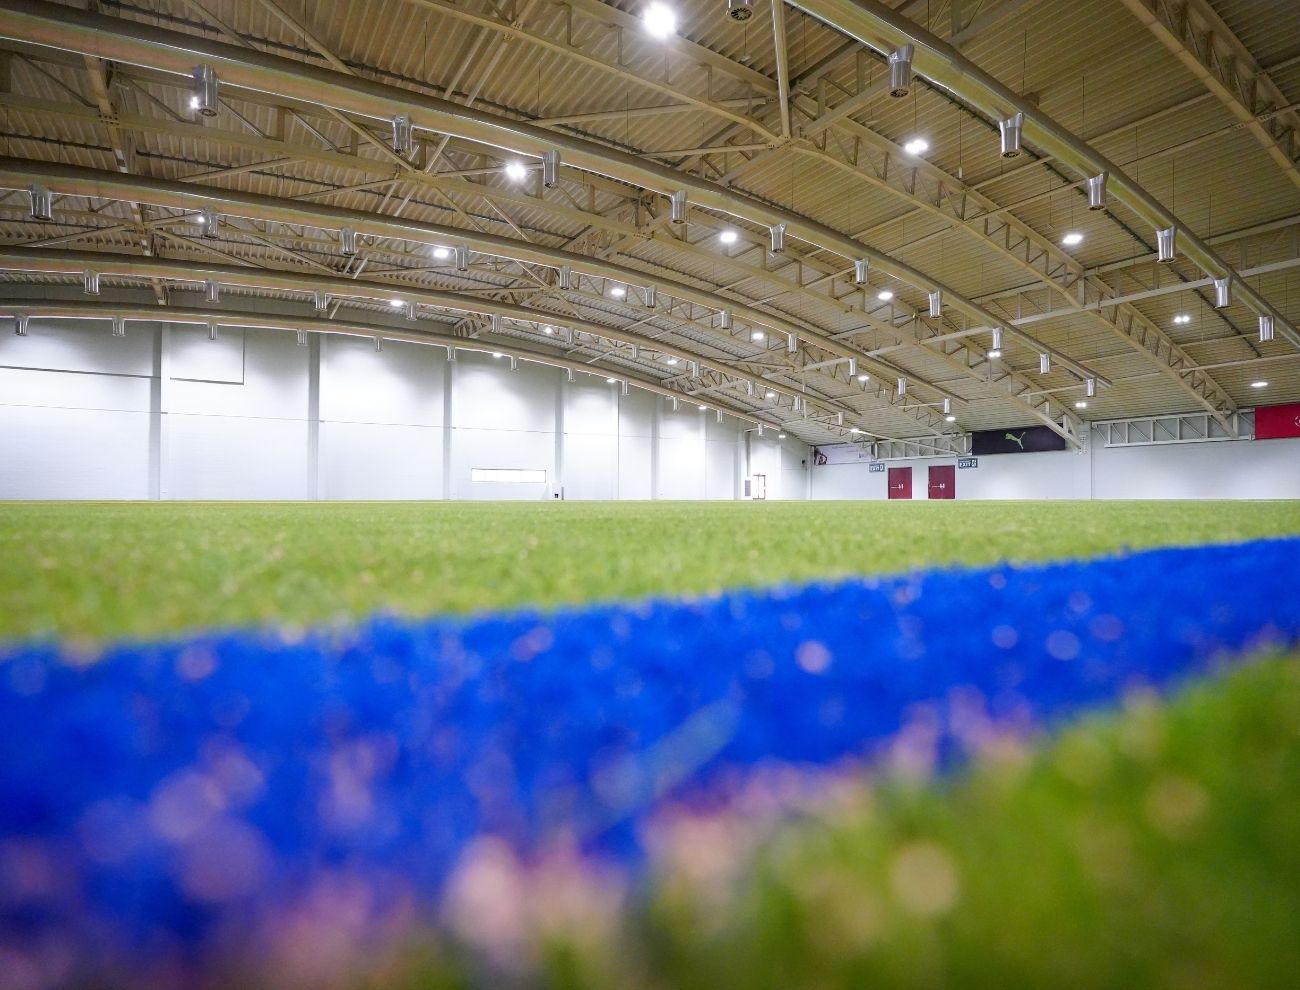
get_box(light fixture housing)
[1250,380,1269,388]
[720,309,733,330]
[432,246,451,260]
[205,279,219,303]
[199,208,218,237]
[1156,226,1177,263]
[857,373,869,383]
[945,414,956,423]
[82,270,100,295]
[1259,315,1275,342]
[897,377,907,396]
[645,284,658,308]
[190,64,219,117]
[877,289,894,301]
[888,44,914,97]
[1040,352,1051,374]
[111,317,125,338]
[455,244,469,272]
[1172,313,1191,325]
[1061,231,1084,246]
[990,327,1003,358]
[1086,377,1097,397]
[998,112,1024,157]
[669,190,687,224]
[504,162,527,182]
[787,332,798,354]
[854,259,869,284]
[750,330,765,342]
[340,227,357,256]
[769,223,786,253]
[296,330,307,346]
[314,290,329,314]
[719,229,738,245]
[1075,400,1088,409]
[643,2,678,38]
[903,137,930,155]
[389,298,404,309]
[1087,172,1108,210]
[391,113,414,156]
[14,314,28,336]
[542,150,560,188]
[558,264,572,289]
[27,183,52,222]
[207,321,218,342]
[928,289,942,318]
[609,283,626,298]
[942,398,951,415]
[1214,277,1232,308]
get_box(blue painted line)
[1,538,1299,975]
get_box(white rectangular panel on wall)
[0,405,152,499]
[169,323,246,385]
[450,427,554,501]
[321,336,444,426]
[319,421,443,500]
[563,432,618,500]
[1092,437,1300,499]
[618,435,652,499]
[0,366,152,414]
[170,327,307,419]
[167,415,309,499]
[452,354,557,431]
[0,319,154,377]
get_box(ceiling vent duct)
[888,45,914,98]
[787,332,798,354]
[314,290,328,314]
[27,183,53,222]
[998,113,1024,157]
[854,259,869,284]
[644,284,657,308]
[1086,377,1097,398]
[374,336,383,353]
[207,321,218,342]
[558,264,572,289]
[406,302,417,321]
[669,190,687,224]
[340,227,357,256]
[847,357,857,377]
[491,314,502,332]
[942,397,951,415]
[391,113,414,156]
[1156,226,1177,263]
[198,208,218,237]
[82,270,100,295]
[112,317,125,338]
[205,279,219,303]
[1087,172,1108,210]
[1040,352,1051,374]
[190,64,219,117]
[1214,277,1232,309]
[542,150,560,188]
[989,328,1003,358]
[769,222,786,253]
[897,377,907,396]
[720,309,733,330]
[728,0,754,21]
[928,289,942,318]
[1259,315,1275,343]
[296,330,307,346]
[455,244,469,272]
[13,314,28,336]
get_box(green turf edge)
[361,652,1300,990]
[4,500,1300,640]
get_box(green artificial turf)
[385,653,1300,989]
[2,499,1300,640]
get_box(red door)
[928,464,956,500]
[887,466,912,499]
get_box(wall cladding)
[0,320,807,501]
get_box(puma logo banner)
[972,426,1068,455]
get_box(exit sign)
[868,461,885,473]
[958,457,978,469]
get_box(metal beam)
[783,0,1300,349]
[1118,0,1300,191]
[0,0,1100,376]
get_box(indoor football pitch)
[2,500,1300,988]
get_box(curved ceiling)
[0,0,1296,448]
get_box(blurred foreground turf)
[390,653,1300,989]
[3,499,1300,640]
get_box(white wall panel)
[0,365,152,413]
[169,324,246,385]
[563,432,618,500]
[0,404,151,499]
[167,414,309,500]
[450,426,554,500]
[958,451,1087,500]
[618,436,653,499]
[319,422,442,500]
[321,336,443,427]
[0,319,153,377]
[453,355,556,431]
[169,328,306,419]
[1092,437,1300,499]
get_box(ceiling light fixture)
[504,162,528,181]
[857,373,869,383]
[719,229,738,245]
[432,246,451,260]
[751,330,765,342]
[945,414,956,423]
[609,284,626,298]
[1172,313,1191,325]
[643,2,677,38]
[1251,380,1269,388]
[1075,400,1088,409]
[1061,231,1084,246]
[903,137,930,156]
[388,298,404,309]
[877,289,894,301]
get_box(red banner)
[1255,402,1300,440]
